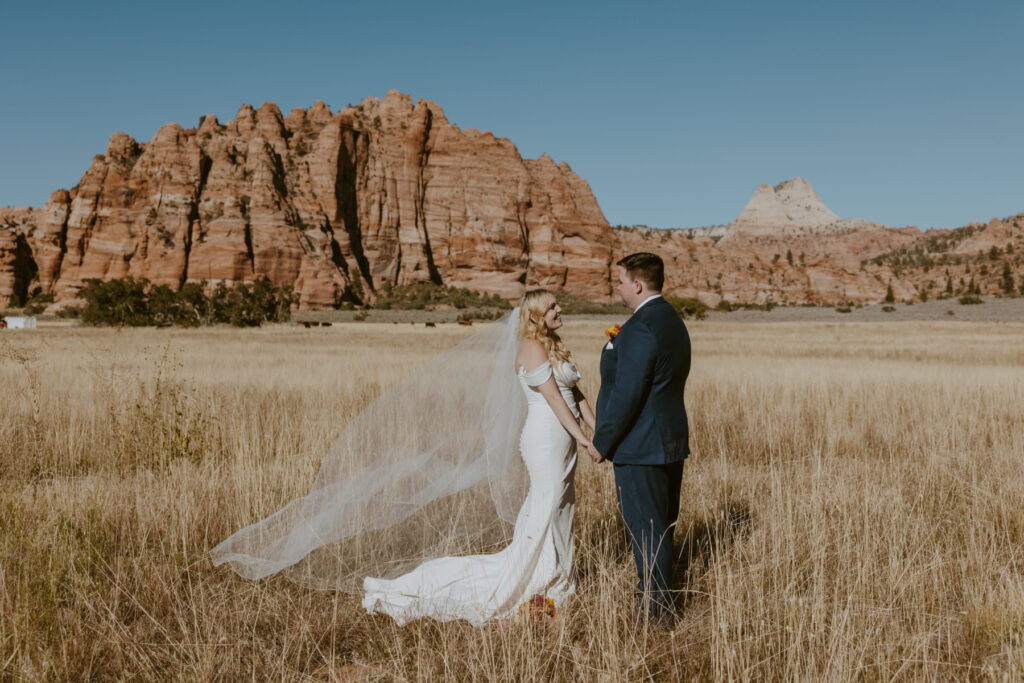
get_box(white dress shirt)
[633,293,663,313]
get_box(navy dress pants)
[613,460,684,622]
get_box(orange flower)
[605,324,622,341]
[517,594,556,622]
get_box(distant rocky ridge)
[2,95,1022,309]
[597,176,1022,305]
[615,212,1023,306]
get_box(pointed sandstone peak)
[308,100,331,119]
[730,177,841,236]
[49,189,72,204]
[383,89,413,107]
[105,132,139,161]
[256,102,284,121]
[198,114,221,135]
[773,177,837,221]
[254,103,287,147]
[234,104,256,137]
[152,122,185,145]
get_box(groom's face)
[617,266,641,308]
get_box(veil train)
[210,310,528,591]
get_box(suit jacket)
[593,296,691,464]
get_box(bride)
[211,289,595,625]
[362,289,595,624]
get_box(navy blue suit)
[593,295,691,621]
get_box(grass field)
[2,318,1023,680]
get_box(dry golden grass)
[2,319,1023,680]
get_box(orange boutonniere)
[605,324,622,341]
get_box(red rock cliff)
[0,91,615,308]
[4,111,1021,310]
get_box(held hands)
[577,409,603,462]
[578,439,603,463]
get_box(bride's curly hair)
[518,289,573,364]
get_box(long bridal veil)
[210,309,529,591]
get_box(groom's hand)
[586,443,605,463]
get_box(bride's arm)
[574,389,596,431]
[518,341,590,446]
[535,376,590,445]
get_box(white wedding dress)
[361,358,581,625]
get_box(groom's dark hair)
[617,252,664,292]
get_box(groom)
[588,252,691,626]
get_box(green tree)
[177,281,211,326]
[885,282,895,303]
[75,276,295,327]
[78,277,151,326]
[227,283,261,327]
[210,282,232,322]
[1001,261,1015,294]
[342,275,365,306]
[148,284,182,326]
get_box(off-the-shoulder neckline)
[516,359,551,376]
[516,359,577,376]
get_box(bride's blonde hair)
[518,289,572,364]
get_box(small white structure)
[2,316,37,329]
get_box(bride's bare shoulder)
[515,339,548,371]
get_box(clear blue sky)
[2,0,1021,229]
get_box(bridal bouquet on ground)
[497,594,557,628]
[518,594,556,622]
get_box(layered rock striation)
[4,123,1021,310]
[0,91,614,309]
[612,178,1023,305]
[616,213,1024,306]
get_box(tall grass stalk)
[1,321,1023,679]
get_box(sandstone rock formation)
[3,115,1021,311]
[0,206,39,308]
[612,177,1022,306]
[0,91,614,309]
[727,177,842,237]
[615,214,1023,306]
[616,222,920,305]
